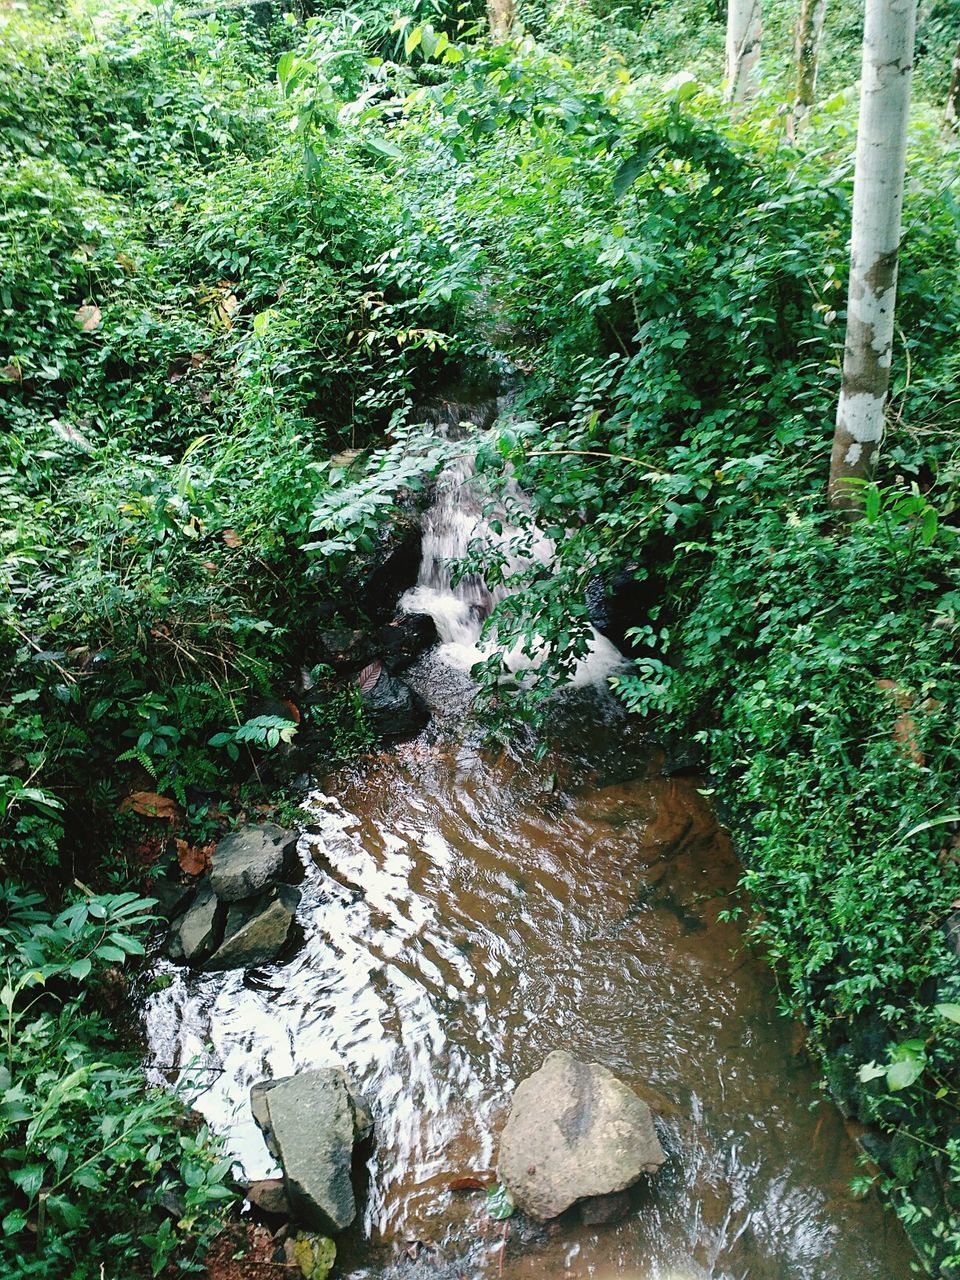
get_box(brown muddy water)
[144,686,913,1280]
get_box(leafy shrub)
[0,884,233,1277]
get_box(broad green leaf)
[863,484,880,523]
[858,1061,886,1083]
[485,1182,515,1220]
[363,137,402,161]
[886,1058,925,1091]
[2,1211,27,1237]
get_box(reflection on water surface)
[145,698,911,1279]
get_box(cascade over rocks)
[497,1050,666,1220]
[251,1069,373,1233]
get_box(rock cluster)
[497,1050,665,1221]
[166,823,303,970]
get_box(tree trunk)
[725,0,762,103]
[794,0,827,123]
[487,0,514,42]
[946,38,960,135]
[828,0,917,513]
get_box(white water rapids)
[400,445,624,686]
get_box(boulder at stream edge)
[203,883,300,971]
[209,822,303,901]
[359,666,429,740]
[497,1050,666,1220]
[165,822,303,970]
[251,1068,373,1234]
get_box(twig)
[497,1221,508,1277]
[526,448,667,476]
[5,621,77,684]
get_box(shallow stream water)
[144,436,912,1278]
[145,684,912,1280]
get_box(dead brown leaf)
[176,838,213,876]
[448,1176,488,1192]
[74,304,102,333]
[1,362,22,383]
[357,661,381,694]
[222,528,242,548]
[119,791,183,822]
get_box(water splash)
[401,443,623,685]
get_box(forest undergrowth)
[2,0,960,1273]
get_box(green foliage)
[2,0,960,1271]
[0,0,465,882]
[485,1181,516,1220]
[0,884,234,1276]
[210,714,298,761]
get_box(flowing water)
[144,437,913,1280]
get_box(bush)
[0,884,234,1277]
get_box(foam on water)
[400,446,624,688]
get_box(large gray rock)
[209,823,302,902]
[177,883,225,965]
[360,667,429,740]
[251,1069,373,1233]
[204,884,300,971]
[497,1051,665,1220]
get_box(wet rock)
[376,613,438,671]
[659,737,706,778]
[360,667,429,740]
[210,823,302,902]
[586,565,659,655]
[204,884,300,971]
[357,525,422,624]
[251,1069,373,1233]
[246,1178,293,1219]
[151,875,196,921]
[317,627,371,673]
[497,1050,665,1220]
[176,883,226,965]
[579,1189,631,1225]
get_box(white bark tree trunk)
[725,0,762,103]
[487,0,514,42]
[794,0,827,123]
[829,0,917,512]
[946,38,960,135]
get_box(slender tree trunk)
[725,0,762,103]
[793,0,827,124]
[487,0,514,41]
[829,0,917,513]
[946,38,960,135]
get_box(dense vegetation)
[1,0,958,1273]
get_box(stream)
[144,433,913,1279]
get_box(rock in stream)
[165,823,303,970]
[251,1068,373,1233]
[497,1050,665,1220]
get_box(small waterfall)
[400,430,625,686]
